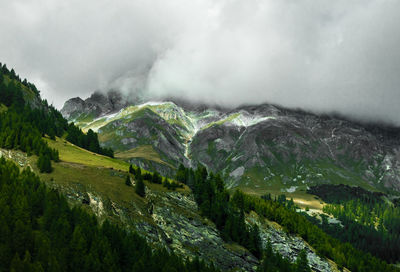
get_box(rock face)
[47,175,334,272]
[61,93,400,193]
[61,90,128,120]
[48,178,260,271]
[61,97,85,119]
[247,212,332,272]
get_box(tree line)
[176,164,317,271]
[0,62,114,173]
[238,191,398,272]
[320,198,400,263]
[307,184,400,263]
[258,242,310,272]
[0,157,219,272]
[66,124,114,158]
[175,164,263,259]
[128,165,184,198]
[0,62,40,96]
[0,108,59,173]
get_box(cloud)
[0,0,400,125]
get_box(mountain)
[61,90,130,122]
[3,63,400,272]
[62,91,400,195]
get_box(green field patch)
[0,104,7,113]
[115,145,174,168]
[46,137,129,171]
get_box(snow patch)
[231,111,276,127]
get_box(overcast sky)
[1,0,400,125]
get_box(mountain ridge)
[62,91,400,194]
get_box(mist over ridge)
[1,0,400,125]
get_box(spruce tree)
[135,176,145,197]
[125,175,131,186]
[176,163,187,184]
[129,164,135,175]
[296,250,311,272]
[37,154,52,173]
[135,167,142,179]
[48,129,56,140]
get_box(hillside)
[1,137,338,271]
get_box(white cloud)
[0,0,399,125]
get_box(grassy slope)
[115,145,174,168]
[46,137,129,171]
[47,136,323,210]
[42,137,189,197]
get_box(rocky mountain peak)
[60,97,85,119]
[61,90,129,120]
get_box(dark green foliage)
[162,178,184,191]
[0,63,113,163]
[176,163,188,184]
[143,172,153,181]
[37,153,52,173]
[179,165,263,259]
[66,125,114,158]
[0,107,60,172]
[301,188,400,262]
[135,176,145,197]
[1,62,114,158]
[0,78,25,109]
[308,184,384,205]
[0,158,218,272]
[133,165,184,191]
[48,128,56,140]
[237,193,398,272]
[125,175,131,186]
[131,165,142,181]
[319,198,400,262]
[0,62,40,96]
[258,241,296,272]
[151,171,162,184]
[142,170,162,184]
[129,164,135,175]
[296,250,311,272]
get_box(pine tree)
[135,176,145,197]
[37,154,52,173]
[135,166,142,179]
[48,129,56,140]
[296,250,311,272]
[248,224,262,259]
[176,163,187,184]
[129,164,135,175]
[10,253,23,272]
[125,175,131,186]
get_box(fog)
[1,0,400,125]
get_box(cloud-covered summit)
[1,0,400,125]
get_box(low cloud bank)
[1,0,400,125]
